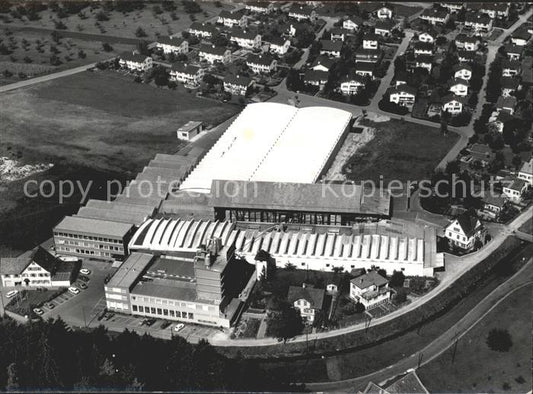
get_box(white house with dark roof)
[457,50,476,63]
[440,2,463,13]
[0,247,75,288]
[343,16,362,31]
[455,34,480,51]
[363,33,380,50]
[198,44,231,64]
[170,63,204,86]
[119,52,153,71]
[500,76,520,97]
[453,64,472,81]
[339,73,365,95]
[311,55,335,72]
[374,20,395,37]
[268,36,291,55]
[418,31,436,43]
[478,2,509,19]
[155,36,188,54]
[355,62,375,78]
[229,28,261,49]
[511,30,530,46]
[288,284,324,322]
[449,78,469,97]
[518,158,533,186]
[504,44,523,61]
[502,60,521,77]
[503,179,527,203]
[189,22,217,38]
[320,40,343,58]
[479,195,507,220]
[217,10,247,28]
[288,4,317,22]
[442,94,465,114]
[223,74,253,96]
[420,8,449,25]
[245,1,274,14]
[464,12,493,33]
[246,53,277,74]
[355,48,382,63]
[445,212,485,250]
[413,41,434,56]
[496,95,517,115]
[304,69,329,87]
[414,55,433,72]
[330,27,350,42]
[350,271,391,309]
[376,5,394,19]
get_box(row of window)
[6,273,49,278]
[57,246,113,257]
[131,296,215,311]
[132,305,195,320]
[60,239,122,251]
[54,232,121,244]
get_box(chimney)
[204,253,211,268]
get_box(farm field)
[0,69,239,253]
[418,283,532,393]
[342,119,459,183]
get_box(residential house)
[362,33,380,50]
[217,10,247,28]
[189,22,218,38]
[268,36,291,55]
[343,16,362,31]
[198,44,231,64]
[464,13,493,33]
[440,2,463,13]
[510,30,531,46]
[119,52,153,72]
[394,71,408,87]
[502,179,527,203]
[442,94,465,114]
[448,78,469,97]
[413,41,434,56]
[374,20,395,37]
[320,40,343,58]
[420,8,449,25]
[444,212,485,250]
[500,76,520,97]
[288,22,308,37]
[176,121,203,141]
[389,85,417,107]
[169,63,204,86]
[230,28,261,49]
[418,31,436,43]
[303,69,329,87]
[479,195,506,220]
[503,44,523,61]
[288,284,324,322]
[414,54,433,72]
[490,110,514,133]
[502,59,521,77]
[245,1,274,14]
[246,53,277,74]
[288,4,317,22]
[455,34,480,51]
[469,143,493,167]
[223,74,253,96]
[0,247,75,288]
[155,36,188,55]
[376,5,394,19]
[457,50,476,63]
[355,62,375,78]
[453,64,472,81]
[349,271,391,310]
[496,95,517,115]
[330,27,350,42]
[339,73,366,95]
[311,55,335,72]
[518,158,533,186]
[355,48,382,63]
[478,2,510,19]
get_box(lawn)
[342,119,459,183]
[0,70,239,252]
[418,284,532,393]
[518,218,533,235]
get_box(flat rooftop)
[107,252,154,289]
[179,103,352,192]
[131,279,198,302]
[54,215,133,238]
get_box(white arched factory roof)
[179,103,352,193]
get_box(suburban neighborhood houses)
[0,1,532,393]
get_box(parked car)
[80,268,91,275]
[68,287,80,295]
[160,321,172,329]
[104,312,115,321]
[173,323,185,332]
[57,255,81,263]
[145,318,157,327]
[78,282,88,290]
[6,290,18,298]
[45,302,55,309]
[33,308,44,316]
[78,275,90,283]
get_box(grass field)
[342,119,458,183]
[418,283,532,393]
[0,69,239,252]
[518,219,533,235]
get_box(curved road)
[305,256,533,391]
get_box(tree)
[486,328,513,352]
[284,262,296,271]
[102,42,113,52]
[95,10,109,21]
[267,302,304,341]
[512,155,522,170]
[135,27,147,38]
[389,271,405,287]
[6,363,19,391]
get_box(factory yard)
[342,119,459,183]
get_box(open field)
[518,219,533,235]
[418,283,532,393]
[0,69,239,252]
[342,119,459,183]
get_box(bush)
[95,10,109,21]
[135,27,147,38]
[102,42,113,52]
[378,98,409,115]
[487,328,513,352]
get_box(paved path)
[211,205,533,347]
[305,257,533,391]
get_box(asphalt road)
[305,254,533,392]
